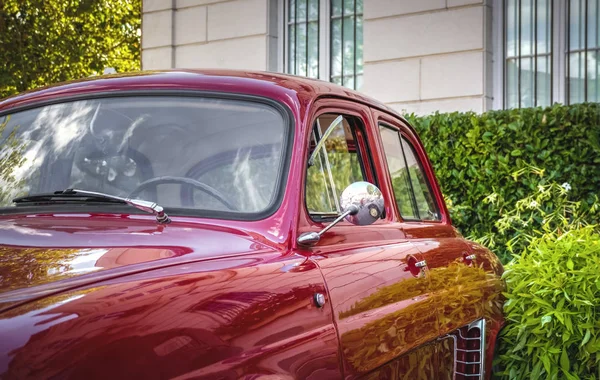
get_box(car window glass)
[401,137,439,221]
[379,126,417,219]
[0,97,287,215]
[306,114,365,216]
[379,124,439,221]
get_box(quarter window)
[379,125,440,221]
[306,114,365,216]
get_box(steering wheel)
[128,176,238,211]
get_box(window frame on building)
[494,0,600,108]
[502,0,554,109]
[566,0,600,104]
[277,0,363,90]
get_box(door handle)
[405,256,428,278]
[463,252,477,265]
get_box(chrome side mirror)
[298,181,385,247]
[340,181,385,226]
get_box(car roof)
[0,70,404,120]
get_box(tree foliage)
[0,116,28,203]
[0,0,141,99]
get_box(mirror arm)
[318,204,358,236]
[297,204,359,247]
[307,115,344,166]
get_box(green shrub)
[498,226,600,379]
[407,104,600,262]
[492,173,600,379]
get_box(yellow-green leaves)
[0,0,141,99]
[495,226,600,379]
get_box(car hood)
[0,213,279,311]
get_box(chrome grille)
[452,319,486,379]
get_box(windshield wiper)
[13,189,170,224]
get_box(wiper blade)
[13,189,170,224]
[13,190,125,204]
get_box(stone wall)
[142,0,278,71]
[141,0,495,115]
[361,0,493,114]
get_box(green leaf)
[567,259,574,270]
[560,348,570,373]
[581,330,592,346]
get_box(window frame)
[493,0,570,109]
[303,107,377,222]
[279,0,363,89]
[281,0,330,80]
[329,0,364,88]
[565,0,600,104]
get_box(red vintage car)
[0,71,504,379]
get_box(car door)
[373,110,498,379]
[296,99,440,379]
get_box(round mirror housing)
[340,181,384,226]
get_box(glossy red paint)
[0,70,504,379]
[0,251,340,379]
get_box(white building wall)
[141,0,494,115]
[361,0,494,114]
[142,0,278,71]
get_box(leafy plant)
[0,0,141,99]
[497,226,600,379]
[473,164,599,261]
[490,170,600,379]
[0,116,28,203]
[407,103,600,263]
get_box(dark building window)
[504,0,553,108]
[330,0,363,90]
[287,0,320,78]
[567,0,600,104]
[284,0,363,90]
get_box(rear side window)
[379,124,440,221]
[306,114,366,217]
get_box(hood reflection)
[0,246,187,295]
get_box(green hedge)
[407,103,600,262]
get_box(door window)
[379,124,440,221]
[306,114,366,218]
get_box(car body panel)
[307,232,439,378]
[0,214,287,311]
[0,248,341,379]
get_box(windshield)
[0,96,288,217]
